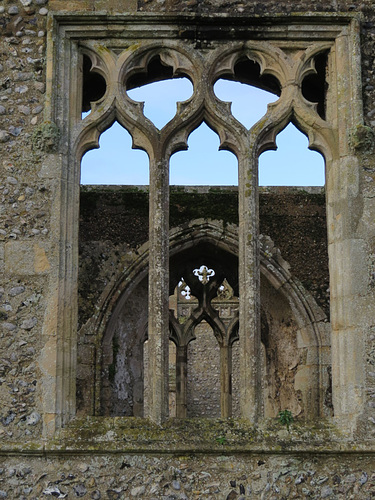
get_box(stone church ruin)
[2,0,375,497]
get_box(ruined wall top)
[47,0,373,14]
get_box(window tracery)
[77,38,332,423]
[178,279,191,300]
[169,265,239,417]
[49,14,363,430]
[193,265,215,284]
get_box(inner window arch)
[169,122,238,186]
[259,122,325,186]
[80,121,149,185]
[167,259,240,419]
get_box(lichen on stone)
[351,124,375,153]
[31,121,60,153]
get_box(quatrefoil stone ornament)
[193,265,215,284]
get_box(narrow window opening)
[82,54,107,116]
[187,320,221,418]
[78,123,149,416]
[168,340,177,418]
[80,122,149,185]
[170,122,238,186]
[259,123,325,186]
[301,52,328,120]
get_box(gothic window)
[49,14,363,430]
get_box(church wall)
[1,0,375,495]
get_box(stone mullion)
[147,155,169,424]
[220,345,232,418]
[238,150,260,422]
[176,345,188,418]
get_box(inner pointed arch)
[169,121,238,186]
[80,121,149,185]
[259,122,325,186]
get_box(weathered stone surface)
[2,0,375,493]
[31,122,60,153]
[4,242,50,275]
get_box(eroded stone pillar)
[176,345,187,418]
[238,151,260,421]
[147,157,169,423]
[220,345,232,417]
[326,22,367,431]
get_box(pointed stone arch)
[82,219,329,418]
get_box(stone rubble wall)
[0,453,374,499]
[1,0,50,444]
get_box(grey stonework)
[2,0,375,494]
[78,187,329,420]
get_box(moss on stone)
[52,416,343,454]
[108,336,119,383]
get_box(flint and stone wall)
[1,0,375,497]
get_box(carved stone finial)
[193,265,215,285]
[32,121,61,153]
[217,279,234,300]
[259,234,291,274]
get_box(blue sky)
[81,79,325,186]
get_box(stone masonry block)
[5,241,50,275]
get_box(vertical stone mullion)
[176,345,188,418]
[238,151,260,422]
[147,156,169,424]
[220,345,232,418]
